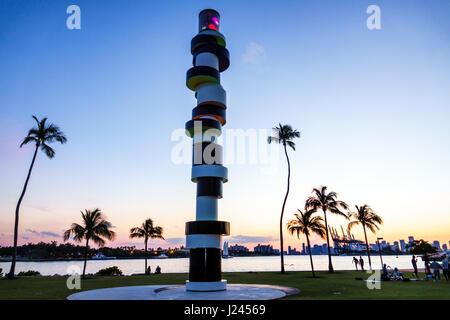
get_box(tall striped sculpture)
[185,9,230,292]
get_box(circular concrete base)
[67,284,299,300]
[186,280,227,291]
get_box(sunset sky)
[1,0,449,251]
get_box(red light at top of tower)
[199,9,220,32]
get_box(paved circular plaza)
[67,284,299,300]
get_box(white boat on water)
[222,241,232,259]
[92,253,116,260]
[154,253,168,259]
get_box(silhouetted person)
[424,254,431,276]
[411,255,418,278]
[442,255,449,281]
[430,260,441,282]
[381,264,389,280]
[155,265,161,274]
[359,256,365,271]
[353,257,359,270]
[393,267,403,280]
[146,266,151,275]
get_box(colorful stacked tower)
[185,9,230,292]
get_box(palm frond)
[347,220,360,232]
[328,206,349,219]
[40,143,55,158]
[286,140,296,150]
[20,136,38,147]
[90,234,106,247]
[32,115,40,126]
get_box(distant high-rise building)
[393,241,399,251]
[408,236,414,243]
[442,244,448,251]
[400,240,406,252]
[228,244,249,254]
[311,244,323,255]
[302,243,306,255]
[432,241,441,250]
[254,244,274,254]
[330,246,335,255]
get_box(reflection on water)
[0,255,417,276]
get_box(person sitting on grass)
[155,265,161,274]
[381,264,390,281]
[393,267,403,280]
[146,266,151,275]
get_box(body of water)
[0,255,419,276]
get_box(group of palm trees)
[63,210,164,278]
[7,116,164,279]
[268,124,383,277]
[7,116,381,279]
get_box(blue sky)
[0,0,449,249]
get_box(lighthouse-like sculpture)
[185,9,230,292]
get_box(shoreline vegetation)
[0,240,415,263]
[0,271,448,300]
[0,251,412,263]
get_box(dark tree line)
[0,241,188,260]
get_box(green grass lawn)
[1,270,449,300]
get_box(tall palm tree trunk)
[8,144,39,279]
[279,144,290,274]
[82,238,89,278]
[306,234,315,278]
[363,225,372,270]
[323,208,334,272]
[144,239,148,273]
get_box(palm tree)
[287,207,326,277]
[8,116,67,278]
[268,123,300,274]
[347,204,383,271]
[63,208,116,278]
[130,218,164,273]
[306,186,349,272]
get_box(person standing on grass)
[411,255,418,278]
[424,254,431,276]
[430,260,441,282]
[442,255,449,281]
[353,257,359,270]
[359,256,365,271]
